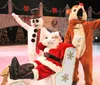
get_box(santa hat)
[31,8,41,19]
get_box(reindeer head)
[66,3,87,21]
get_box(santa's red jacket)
[30,42,74,80]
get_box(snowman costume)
[12,8,50,62]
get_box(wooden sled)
[53,47,76,85]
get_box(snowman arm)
[44,28,51,36]
[12,13,31,31]
[39,27,51,42]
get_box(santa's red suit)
[9,32,74,81]
[31,42,74,80]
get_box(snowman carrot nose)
[34,23,36,26]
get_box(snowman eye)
[32,20,35,23]
[36,19,39,23]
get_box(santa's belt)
[44,52,61,62]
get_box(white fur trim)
[8,74,23,85]
[37,56,62,73]
[30,62,38,68]
[32,69,39,80]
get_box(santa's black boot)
[21,63,34,70]
[9,57,20,79]
[21,71,34,79]
[9,57,34,79]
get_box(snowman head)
[31,17,43,29]
[30,8,43,28]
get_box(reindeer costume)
[64,3,100,85]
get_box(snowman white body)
[12,13,50,62]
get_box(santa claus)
[8,32,74,80]
[12,8,50,62]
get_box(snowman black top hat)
[31,8,41,19]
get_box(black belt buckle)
[44,52,61,62]
[44,52,50,58]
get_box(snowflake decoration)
[67,51,74,60]
[62,73,69,82]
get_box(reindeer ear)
[66,8,71,15]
